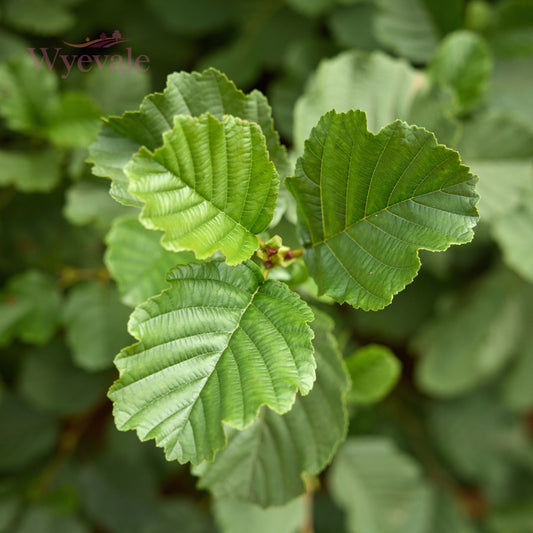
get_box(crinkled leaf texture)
[108,260,316,465]
[286,110,479,311]
[193,311,349,507]
[125,113,279,265]
[89,68,289,206]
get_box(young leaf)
[108,260,315,465]
[125,113,279,265]
[105,216,196,307]
[345,344,401,404]
[286,110,478,311]
[89,68,289,206]
[194,312,349,506]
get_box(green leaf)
[83,66,151,116]
[414,268,523,397]
[109,260,315,465]
[3,0,82,36]
[0,55,58,134]
[89,68,289,206]
[105,216,196,307]
[373,0,439,63]
[213,497,305,533]
[294,50,458,154]
[428,30,492,113]
[194,311,349,506]
[327,2,379,51]
[125,113,279,265]
[63,182,137,233]
[44,92,102,148]
[63,281,132,371]
[345,344,401,404]
[286,110,478,311]
[0,148,62,193]
[17,340,112,416]
[0,394,59,473]
[491,192,533,283]
[329,437,431,533]
[0,271,62,346]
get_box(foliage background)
[1,0,533,531]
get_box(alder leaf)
[105,216,196,307]
[193,311,349,506]
[89,68,289,206]
[285,110,479,311]
[108,260,315,465]
[294,50,458,154]
[125,113,279,265]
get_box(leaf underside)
[89,68,289,206]
[108,260,315,465]
[125,113,279,265]
[286,110,479,311]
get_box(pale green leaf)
[0,55,58,134]
[109,260,315,465]
[0,271,62,346]
[44,92,102,147]
[83,67,151,116]
[374,0,439,63]
[105,216,196,307]
[0,394,59,473]
[286,110,479,311]
[213,497,305,533]
[294,50,458,154]
[3,0,82,36]
[491,193,533,283]
[125,113,279,265]
[194,311,349,506]
[329,437,431,533]
[345,344,401,404]
[0,148,62,192]
[428,30,492,112]
[63,281,132,371]
[414,268,523,397]
[63,182,137,233]
[327,2,379,50]
[17,340,112,416]
[89,68,289,206]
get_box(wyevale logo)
[27,30,150,79]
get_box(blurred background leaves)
[1,0,533,531]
